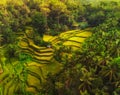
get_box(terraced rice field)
[0,29,92,94]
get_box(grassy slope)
[43,29,92,50]
[0,30,91,95]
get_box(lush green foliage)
[0,0,120,95]
[41,29,120,95]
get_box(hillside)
[0,29,91,94]
[0,0,120,94]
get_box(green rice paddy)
[0,29,92,94]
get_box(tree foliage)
[40,29,120,95]
[1,0,120,95]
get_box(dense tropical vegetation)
[0,0,120,95]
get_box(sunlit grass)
[43,30,92,50]
[43,35,55,42]
[63,41,81,47]
[75,32,92,37]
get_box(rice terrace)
[0,0,120,95]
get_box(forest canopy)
[0,0,120,95]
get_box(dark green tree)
[31,12,46,37]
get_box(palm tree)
[79,67,96,92]
[100,58,120,82]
